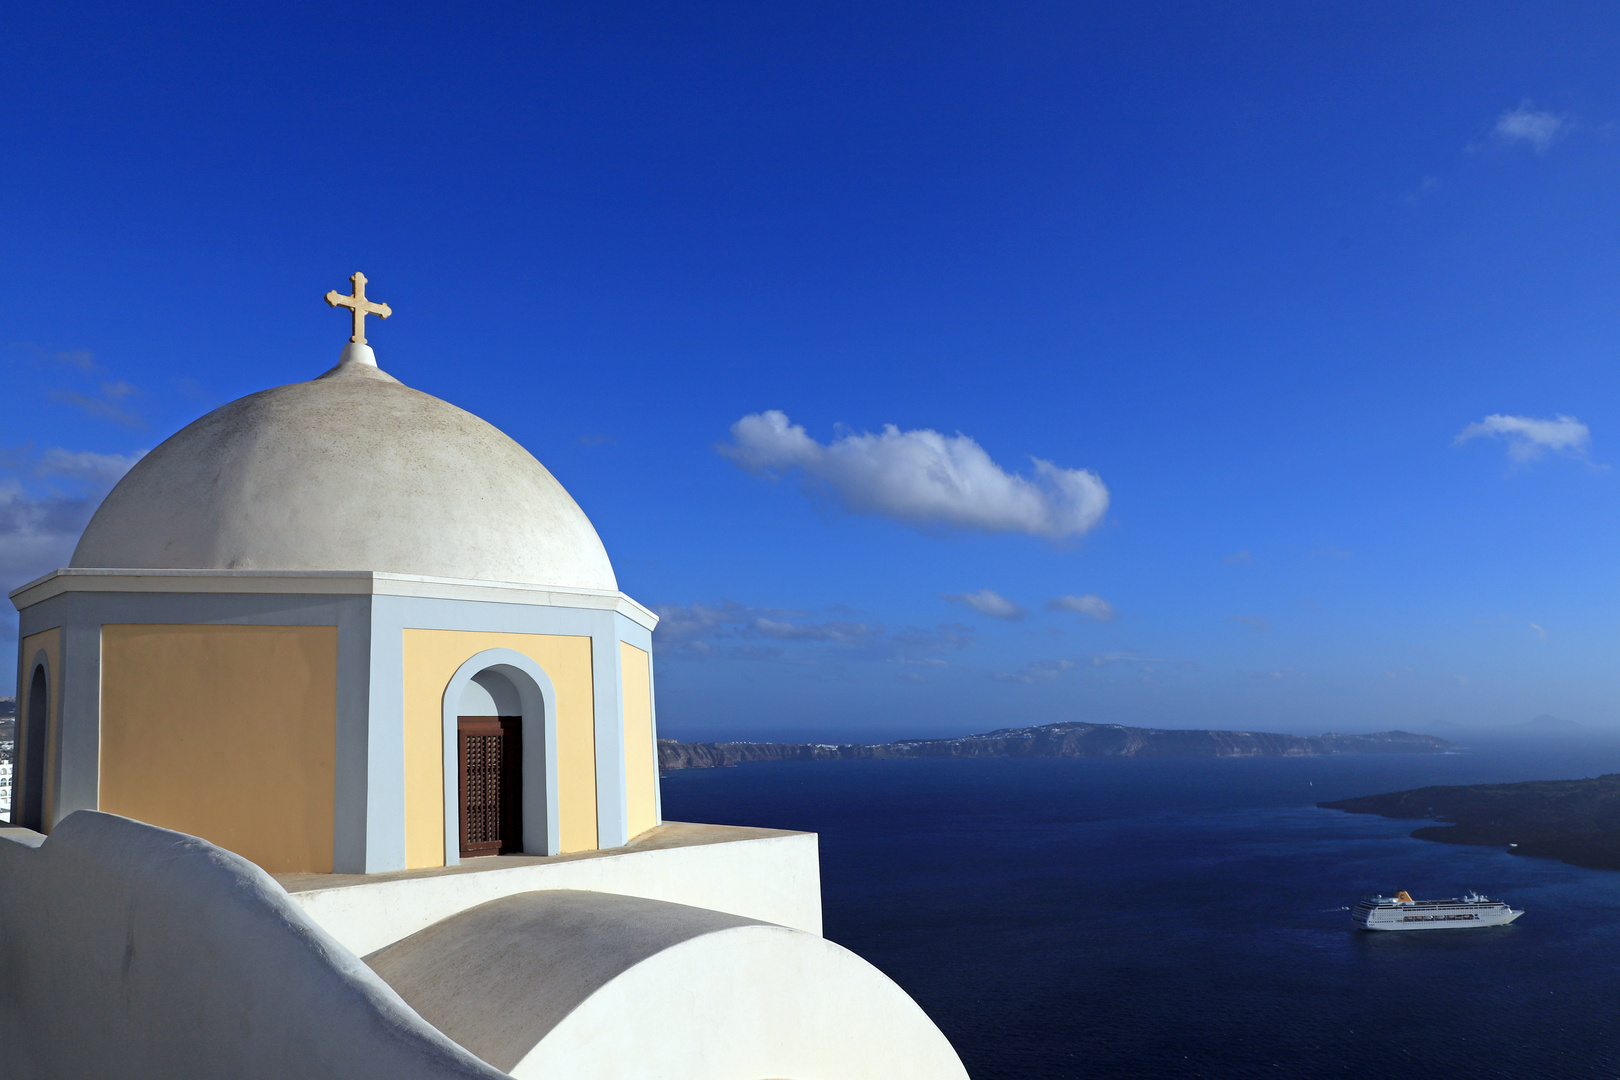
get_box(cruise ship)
[1352,891,1523,931]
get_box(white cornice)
[9,568,660,630]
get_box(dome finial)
[325,272,392,346]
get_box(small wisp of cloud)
[719,410,1108,538]
[1403,175,1443,205]
[1230,614,1270,633]
[1489,101,1566,154]
[652,601,982,673]
[943,589,1026,621]
[1530,623,1548,641]
[1454,413,1591,463]
[51,380,145,430]
[54,350,99,372]
[1047,593,1117,622]
[656,601,874,644]
[1224,550,1251,564]
[991,658,1078,684]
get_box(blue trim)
[54,621,102,829]
[614,613,662,827]
[591,630,627,847]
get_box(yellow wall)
[621,642,658,838]
[401,630,597,868]
[17,627,61,831]
[99,625,337,874]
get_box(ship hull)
[1353,907,1523,931]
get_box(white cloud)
[891,624,976,652]
[1530,623,1548,641]
[1047,593,1117,622]
[1091,651,1150,667]
[991,658,1078,684]
[1493,102,1565,154]
[719,410,1108,538]
[751,617,871,643]
[651,600,876,658]
[1454,413,1590,462]
[38,449,145,484]
[1224,550,1251,564]
[1230,614,1270,633]
[943,589,1026,621]
[0,448,142,587]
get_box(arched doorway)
[18,664,48,831]
[456,669,523,857]
[440,649,561,865]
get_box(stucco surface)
[367,889,968,1080]
[0,811,505,1080]
[281,822,823,955]
[99,623,338,873]
[71,359,618,591]
[366,891,759,1070]
[513,921,969,1080]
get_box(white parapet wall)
[0,812,506,1080]
[1,812,968,1080]
[279,821,823,956]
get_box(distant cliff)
[659,722,1455,771]
[1322,774,1620,872]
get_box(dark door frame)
[456,715,522,857]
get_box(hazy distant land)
[659,722,1455,770]
[1323,775,1620,872]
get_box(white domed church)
[12,274,657,874]
[1,277,967,1080]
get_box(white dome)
[71,357,618,591]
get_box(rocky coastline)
[1322,773,1620,871]
[660,722,1454,771]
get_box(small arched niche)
[19,663,48,831]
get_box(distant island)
[1517,713,1581,730]
[1322,774,1620,872]
[659,722,1455,770]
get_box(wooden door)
[457,716,522,857]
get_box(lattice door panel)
[457,716,523,857]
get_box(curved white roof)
[72,356,618,591]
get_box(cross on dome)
[325,272,392,345]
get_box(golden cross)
[325,272,392,345]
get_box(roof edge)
[9,568,659,630]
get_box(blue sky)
[3,3,1618,740]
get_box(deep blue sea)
[661,737,1620,1080]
